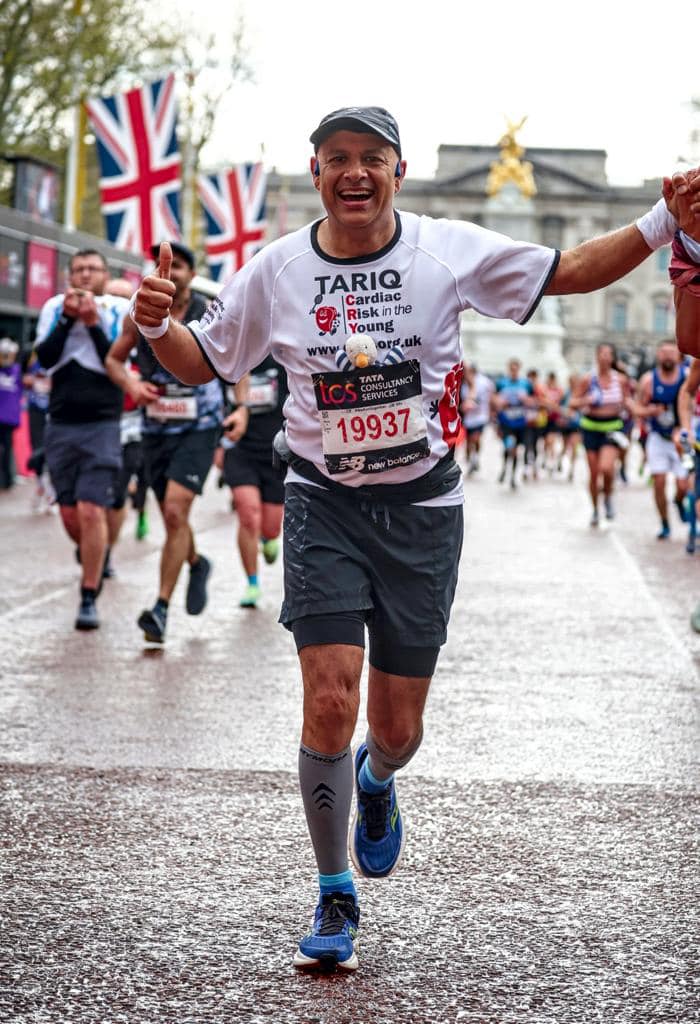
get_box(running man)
[493,358,534,489]
[131,105,698,971]
[634,340,688,539]
[106,242,222,644]
[220,356,288,608]
[460,362,493,476]
[35,249,129,630]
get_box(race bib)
[502,406,525,421]
[247,371,279,414]
[657,407,675,429]
[146,395,197,421]
[312,359,429,475]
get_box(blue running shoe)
[137,605,166,644]
[349,743,405,879]
[657,521,671,540]
[293,892,360,972]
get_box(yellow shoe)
[261,538,279,565]
[240,583,260,608]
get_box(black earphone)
[314,159,401,176]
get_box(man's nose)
[343,159,366,179]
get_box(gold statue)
[486,116,537,198]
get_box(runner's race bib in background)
[312,359,429,475]
[247,369,279,415]
[146,383,197,422]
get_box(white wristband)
[636,198,677,250]
[680,231,700,263]
[128,295,169,340]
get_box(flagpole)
[182,72,196,248]
[63,0,84,230]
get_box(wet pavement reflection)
[1,436,698,1022]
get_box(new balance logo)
[312,782,335,811]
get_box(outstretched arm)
[546,171,700,296]
[546,225,651,295]
[131,242,214,385]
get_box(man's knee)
[237,504,261,533]
[366,724,424,772]
[162,499,190,533]
[300,645,362,725]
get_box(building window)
[611,300,628,333]
[541,215,564,248]
[653,300,669,334]
[656,247,670,272]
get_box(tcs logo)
[315,306,339,336]
[317,381,358,406]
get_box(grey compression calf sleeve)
[298,743,354,876]
[365,725,424,781]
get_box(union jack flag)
[85,74,182,257]
[197,163,267,282]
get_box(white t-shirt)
[36,292,130,376]
[463,372,495,429]
[190,210,557,492]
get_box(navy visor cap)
[310,106,401,157]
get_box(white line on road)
[0,586,72,623]
[608,529,698,672]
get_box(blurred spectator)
[0,338,22,489]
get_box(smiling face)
[311,130,404,252]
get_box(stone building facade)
[264,144,674,376]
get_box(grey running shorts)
[44,419,121,507]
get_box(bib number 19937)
[312,359,429,475]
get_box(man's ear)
[310,155,320,190]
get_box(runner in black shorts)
[106,242,222,644]
[220,355,288,607]
[132,106,695,972]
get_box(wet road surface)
[1,436,698,1023]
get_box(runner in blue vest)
[635,340,688,539]
[493,358,534,489]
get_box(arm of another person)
[567,373,592,411]
[629,371,656,420]
[34,290,82,368]
[677,359,700,434]
[674,287,700,358]
[104,317,160,405]
[221,375,251,443]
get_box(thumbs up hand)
[156,240,172,282]
[131,241,177,339]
